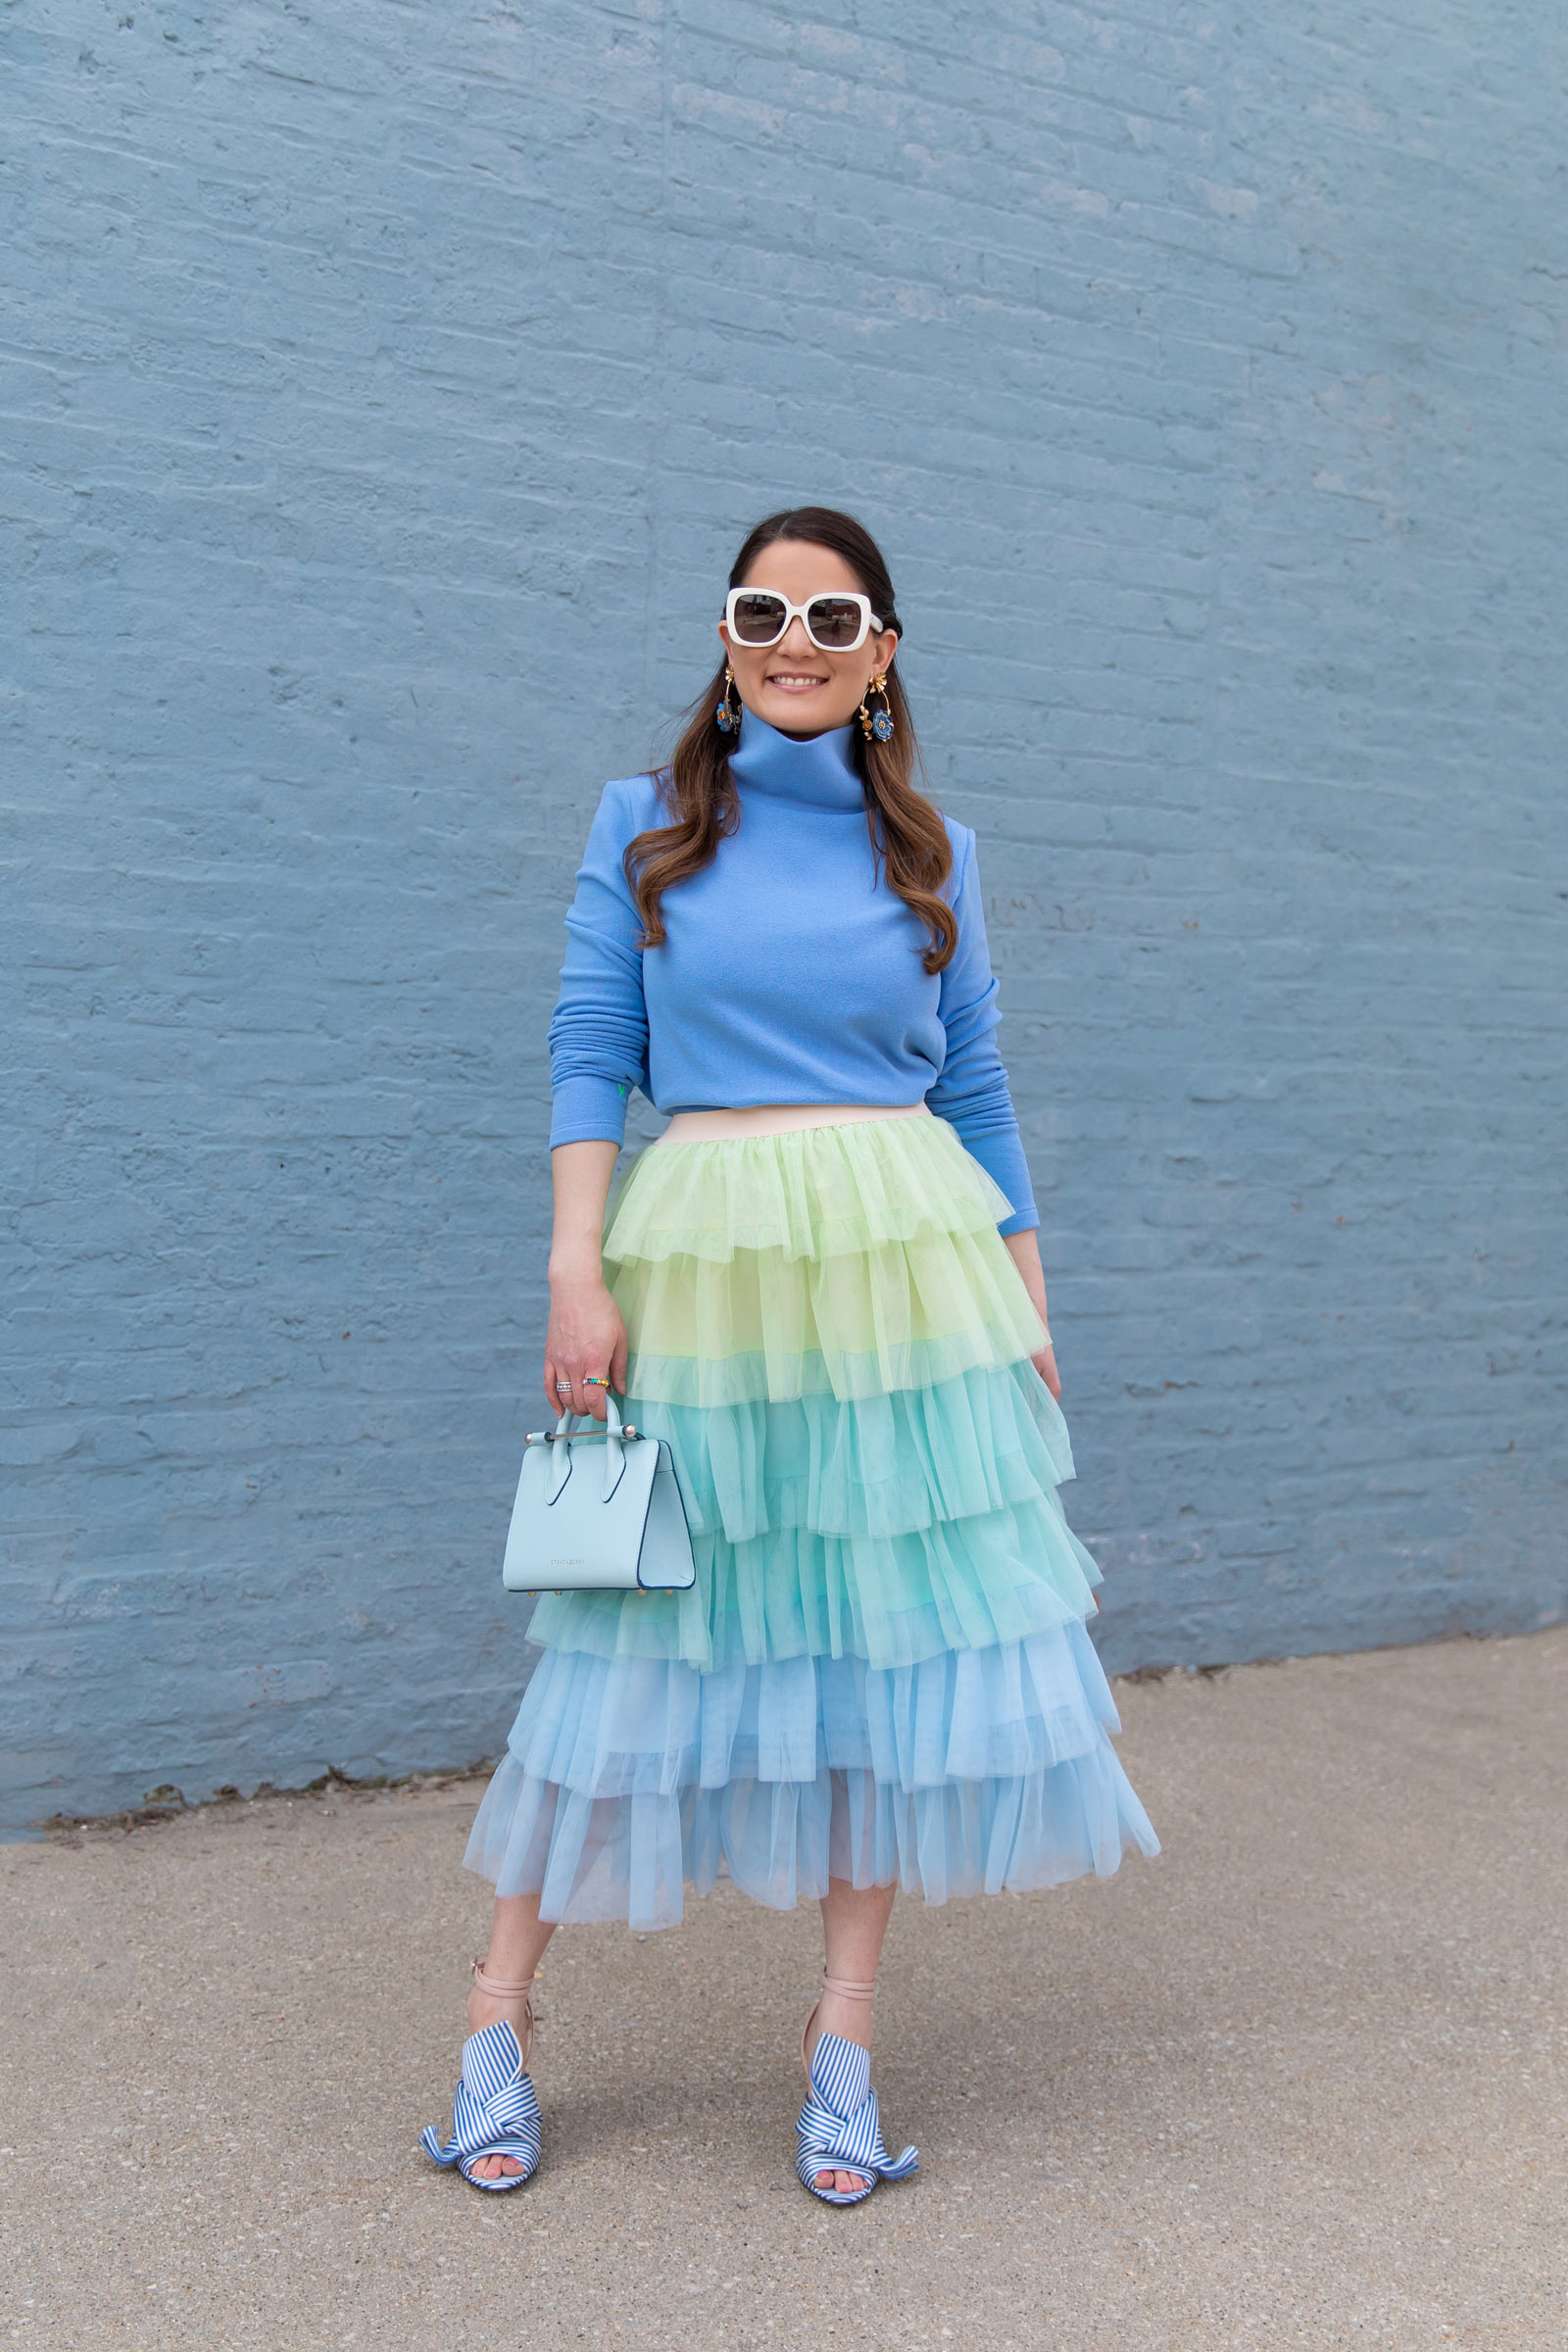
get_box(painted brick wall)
[5,1,1565,1834]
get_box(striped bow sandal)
[420,1959,543,2192]
[796,1972,919,2207]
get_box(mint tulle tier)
[622,1360,1078,1543]
[464,1622,1159,1929]
[524,1362,1102,1673]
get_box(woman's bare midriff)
[655,1101,932,1144]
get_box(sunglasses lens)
[807,598,865,649]
[731,592,788,644]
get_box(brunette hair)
[624,507,957,974]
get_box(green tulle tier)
[611,1236,1047,1406]
[602,1111,1018,1265]
[603,1120,1046,1407]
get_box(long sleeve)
[546,779,650,1149]
[926,826,1040,1235]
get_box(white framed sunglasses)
[723,587,887,654]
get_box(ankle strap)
[472,1957,537,2000]
[820,1972,877,2004]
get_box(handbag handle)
[546,1388,626,1504]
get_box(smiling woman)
[421,505,1158,2209]
[721,540,899,734]
[623,510,952,976]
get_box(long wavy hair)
[624,507,958,975]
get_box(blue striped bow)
[421,2019,542,2191]
[796,2030,918,2205]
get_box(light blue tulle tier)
[465,1621,1159,1929]
[524,1359,1102,1674]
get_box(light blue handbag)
[502,1389,696,1595]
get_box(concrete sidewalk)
[3,1631,1564,2351]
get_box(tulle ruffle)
[601,1110,1015,1265]
[465,1622,1158,1928]
[524,1361,1102,1672]
[655,1359,1078,1540]
[603,1114,1045,1404]
[525,1496,1099,1674]
[612,1232,1047,1405]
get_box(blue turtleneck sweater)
[546,710,1038,1233]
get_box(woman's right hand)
[544,1268,628,1422]
[544,1137,628,1420]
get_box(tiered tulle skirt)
[466,1112,1158,1929]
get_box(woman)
[423,507,1158,2203]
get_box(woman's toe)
[472,2153,523,2180]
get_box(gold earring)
[715,663,741,734]
[858,672,894,743]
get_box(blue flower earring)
[715,664,741,735]
[858,673,895,744]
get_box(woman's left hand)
[1004,1227,1060,1401]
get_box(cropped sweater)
[546,709,1039,1235]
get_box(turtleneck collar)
[727,707,865,813]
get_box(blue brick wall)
[5,1,1565,1834]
